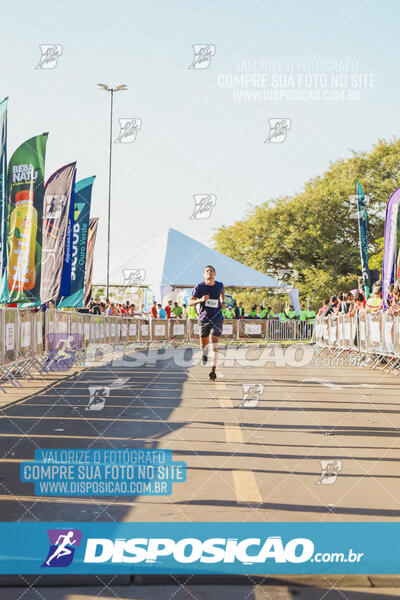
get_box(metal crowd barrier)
[313,313,400,372]
[265,319,314,341]
[0,309,48,390]
[185,317,314,341]
[0,309,314,391]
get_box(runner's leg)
[210,335,220,368]
[200,336,210,365]
[200,321,212,365]
[209,322,222,379]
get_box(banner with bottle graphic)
[0,98,7,300]
[58,176,95,307]
[0,133,48,304]
[40,162,76,304]
[83,217,99,307]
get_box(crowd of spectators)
[33,294,322,325]
[220,303,316,323]
[81,299,317,322]
[40,283,400,323]
[37,281,400,330]
[85,299,145,316]
[316,280,398,318]
[40,284,400,322]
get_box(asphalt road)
[1,345,400,523]
[1,344,400,598]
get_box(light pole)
[97,83,127,300]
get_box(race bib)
[205,298,218,308]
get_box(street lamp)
[97,83,127,299]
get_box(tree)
[368,237,384,272]
[213,138,400,307]
[94,286,105,300]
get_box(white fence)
[313,313,400,371]
[0,308,314,391]
[314,313,398,354]
[0,310,313,357]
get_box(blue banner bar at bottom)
[0,522,399,574]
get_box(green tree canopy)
[213,138,400,307]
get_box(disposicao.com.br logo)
[112,344,314,369]
[38,527,364,572]
[81,536,363,566]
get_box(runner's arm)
[189,295,209,305]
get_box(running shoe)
[209,369,217,381]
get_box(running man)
[189,265,224,380]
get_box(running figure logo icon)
[43,194,67,219]
[42,529,82,567]
[317,460,342,485]
[264,118,292,143]
[188,44,216,69]
[114,118,142,143]
[240,384,264,407]
[348,193,371,220]
[86,386,110,411]
[122,269,146,290]
[36,44,63,69]
[189,195,217,219]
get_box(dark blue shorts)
[199,319,223,338]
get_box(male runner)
[189,265,224,380]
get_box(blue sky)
[1,0,398,283]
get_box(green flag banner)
[356,180,371,298]
[0,133,48,303]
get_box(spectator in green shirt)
[172,302,183,318]
[187,304,197,319]
[267,306,275,319]
[223,306,233,319]
[259,306,267,319]
[248,305,258,318]
[287,305,297,320]
[299,305,308,321]
[307,306,316,324]
[279,306,288,322]
[238,302,244,318]
[222,303,235,318]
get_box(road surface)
[1,344,400,598]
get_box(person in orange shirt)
[164,300,173,318]
[318,299,330,317]
[150,301,158,319]
[348,292,366,318]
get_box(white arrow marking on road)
[302,378,343,390]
